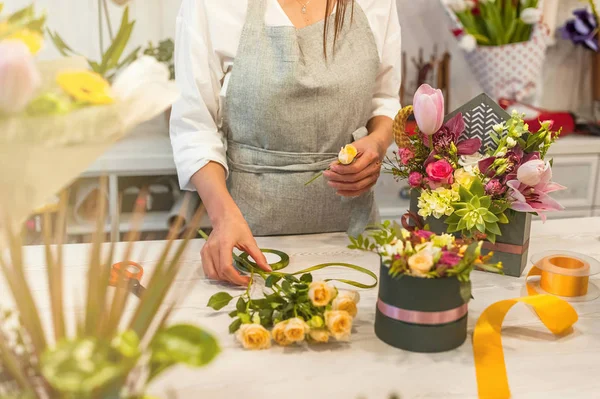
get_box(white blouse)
[170,0,402,191]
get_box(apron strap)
[246,0,268,29]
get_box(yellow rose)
[236,324,271,350]
[272,321,292,346]
[308,329,330,343]
[454,168,475,188]
[308,281,337,307]
[325,310,353,341]
[338,144,358,165]
[332,291,360,318]
[284,317,310,343]
[56,70,114,105]
[4,29,44,55]
[408,251,434,277]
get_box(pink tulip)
[413,84,445,136]
[516,159,549,187]
[0,41,41,113]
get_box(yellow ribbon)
[473,258,581,398]
[526,255,590,297]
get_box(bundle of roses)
[208,273,360,350]
[387,84,565,243]
[350,221,503,302]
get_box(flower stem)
[304,171,325,186]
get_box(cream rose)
[408,251,434,277]
[308,329,330,343]
[325,310,353,341]
[309,281,337,307]
[236,324,271,350]
[284,317,310,343]
[338,144,358,165]
[271,321,292,346]
[332,291,360,318]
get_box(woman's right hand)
[201,210,272,286]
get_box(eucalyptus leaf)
[207,292,233,311]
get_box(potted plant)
[441,0,549,101]
[388,84,565,276]
[350,221,502,352]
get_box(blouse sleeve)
[169,0,227,191]
[370,0,402,120]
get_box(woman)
[170,0,401,285]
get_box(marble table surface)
[7,217,600,399]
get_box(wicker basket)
[392,105,414,150]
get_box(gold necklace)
[294,0,313,14]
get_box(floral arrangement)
[389,84,565,243]
[559,1,599,52]
[209,275,360,349]
[443,0,542,51]
[350,221,503,301]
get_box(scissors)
[110,261,146,298]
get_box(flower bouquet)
[351,221,502,352]
[0,3,178,231]
[389,84,565,276]
[441,0,549,101]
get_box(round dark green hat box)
[375,264,468,353]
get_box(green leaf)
[486,222,502,235]
[446,223,460,233]
[482,212,499,223]
[457,218,468,231]
[281,281,292,294]
[480,196,491,209]
[300,273,313,283]
[100,7,135,74]
[455,209,469,217]
[265,274,281,288]
[47,29,78,57]
[485,232,497,244]
[476,222,486,233]
[228,310,238,318]
[7,5,33,23]
[458,185,473,202]
[497,212,509,224]
[469,196,481,208]
[446,214,461,224]
[27,15,47,32]
[459,281,472,304]
[470,178,485,197]
[236,298,246,313]
[207,292,233,311]
[149,324,220,382]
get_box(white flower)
[459,153,484,174]
[506,137,517,148]
[520,7,542,25]
[459,34,477,53]
[493,123,505,133]
[496,150,506,157]
[112,55,170,101]
[445,0,467,12]
[394,240,405,254]
[465,0,476,9]
[308,281,337,307]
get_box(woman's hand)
[201,209,272,285]
[324,134,386,197]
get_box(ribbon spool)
[527,251,600,302]
[236,249,290,272]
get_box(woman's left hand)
[324,135,385,197]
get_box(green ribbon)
[199,229,378,289]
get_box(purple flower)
[485,179,506,196]
[559,8,599,52]
[415,230,434,240]
[424,113,482,166]
[439,251,462,267]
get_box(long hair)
[323,0,354,57]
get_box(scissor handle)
[110,261,144,286]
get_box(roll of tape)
[236,249,290,272]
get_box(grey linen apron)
[224,0,381,236]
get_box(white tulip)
[520,8,542,25]
[0,41,41,114]
[459,34,478,53]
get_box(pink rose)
[485,179,505,196]
[398,148,414,165]
[408,172,423,188]
[425,160,454,185]
[415,230,434,240]
[439,251,461,267]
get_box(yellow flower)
[338,144,358,165]
[454,168,475,188]
[308,281,337,307]
[308,329,330,343]
[284,317,310,343]
[235,324,271,350]
[408,251,434,277]
[325,310,353,341]
[332,291,360,318]
[0,22,8,36]
[272,321,292,346]
[56,70,114,105]
[4,29,44,54]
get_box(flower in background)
[516,159,549,186]
[56,70,114,105]
[398,147,414,165]
[415,230,435,240]
[520,8,542,25]
[417,187,460,219]
[459,153,484,174]
[0,41,41,114]
[271,321,292,346]
[559,8,599,52]
[332,291,360,318]
[459,34,478,52]
[408,250,434,277]
[308,329,330,343]
[426,159,455,187]
[507,178,566,222]
[485,178,506,196]
[439,251,462,267]
[413,84,445,136]
[408,171,423,187]
[236,324,271,350]
[308,281,337,307]
[454,168,476,188]
[426,114,482,165]
[2,29,44,54]
[284,318,310,343]
[325,311,353,341]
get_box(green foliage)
[0,3,46,39]
[143,38,175,80]
[207,292,234,311]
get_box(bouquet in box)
[390,84,565,243]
